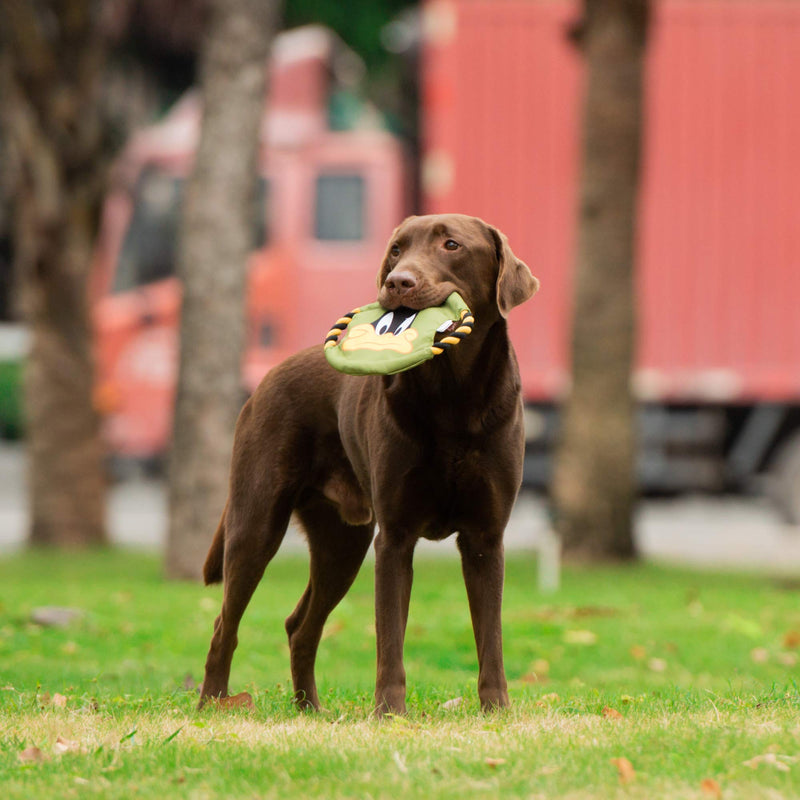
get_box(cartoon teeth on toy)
[324,291,474,375]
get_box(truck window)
[252,178,270,250]
[114,169,183,292]
[113,169,270,293]
[314,174,365,241]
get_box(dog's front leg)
[373,530,415,716]
[457,533,509,711]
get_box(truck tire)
[769,429,800,525]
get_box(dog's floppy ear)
[489,226,539,317]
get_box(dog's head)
[377,214,539,319]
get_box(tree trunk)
[551,0,650,560]
[165,0,280,579]
[1,0,110,546]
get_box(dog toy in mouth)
[324,291,474,375]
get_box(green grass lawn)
[1,548,799,798]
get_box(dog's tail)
[203,505,227,585]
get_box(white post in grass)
[537,527,561,593]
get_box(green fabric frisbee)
[324,291,474,376]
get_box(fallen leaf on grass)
[442,697,463,710]
[383,714,420,729]
[18,746,47,764]
[536,693,560,707]
[530,606,618,621]
[321,620,345,640]
[783,630,800,649]
[537,764,560,776]
[532,658,550,675]
[572,605,618,618]
[521,659,551,683]
[700,778,722,798]
[602,706,623,720]
[610,757,635,784]
[54,736,80,755]
[30,606,83,628]
[563,629,597,645]
[218,692,255,710]
[743,753,795,772]
[485,757,507,768]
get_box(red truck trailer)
[421,0,800,518]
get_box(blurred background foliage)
[107,0,416,116]
[285,0,414,73]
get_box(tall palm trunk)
[165,0,281,579]
[552,0,650,559]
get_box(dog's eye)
[443,239,460,251]
[390,243,401,257]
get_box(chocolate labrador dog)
[199,214,539,714]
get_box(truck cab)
[91,26,408,459]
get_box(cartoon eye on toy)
[375,312,394,336]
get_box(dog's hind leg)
[199,492,293,706]
[285,494,374,710]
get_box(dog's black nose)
[384,270,417,294]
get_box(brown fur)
[198,214,539,714]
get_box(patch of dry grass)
[4,699,800,799]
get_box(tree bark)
[1,0,110,546]
[551,0,650,560]
[165,0,280,579]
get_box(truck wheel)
[768,429,800,525]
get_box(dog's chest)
[399,438,511,538]
[339,374,523,538]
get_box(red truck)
[92,5,800,519]
[91,26,407,460]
